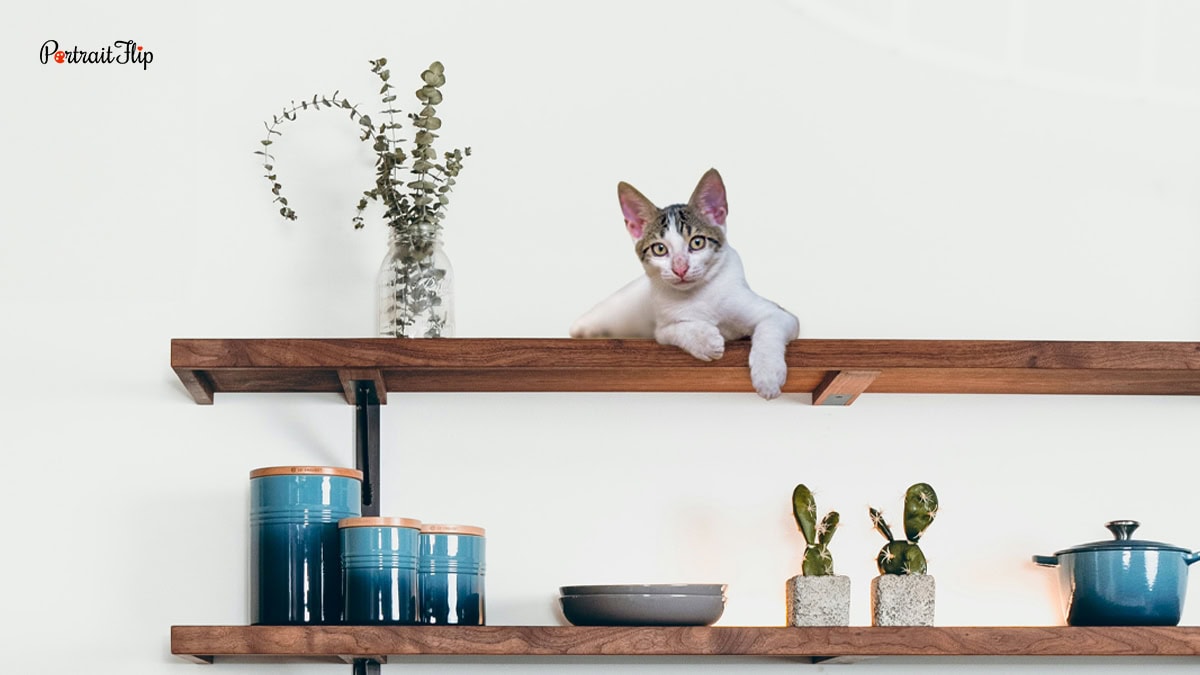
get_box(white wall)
[6,1,1200,673]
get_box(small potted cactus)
[868,482,939,626]
[785,484,850,626]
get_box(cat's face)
[618,169,729,289]
[632,204,725,288]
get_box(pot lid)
[1055,520,1191,555]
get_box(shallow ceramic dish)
[560,584,726,597]
[559,593,726,626]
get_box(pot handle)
[1185,552,1200,566]
[1032,555,1058,567]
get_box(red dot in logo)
[54,50,65,63]
[137,45,143,51]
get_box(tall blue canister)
[340,517,422,624]
[418,524,486,625]
[250,466,362,625]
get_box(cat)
[569,168,800,399]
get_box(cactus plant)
[792,484,840,576]
[870,483,938,575]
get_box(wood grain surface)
[170,625,1200,661]
[170,338,1200,403]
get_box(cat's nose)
[672,260,689,279]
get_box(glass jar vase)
[376,232,455,337]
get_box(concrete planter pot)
[785,574,851,626]
[871,574,935,626]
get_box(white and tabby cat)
[570,168,799,399]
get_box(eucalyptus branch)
[257,58,470,241]
[256,92,368,223]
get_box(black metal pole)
[354,380,380,517]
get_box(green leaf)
[421,70,446,87]
[423,117,442,130]
[428,61,444,74]
[260,140,272,146]
[416,87,443,105]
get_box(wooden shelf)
[171,338,1200,405]
[169,340,1200,664]
[170,625,1200,663]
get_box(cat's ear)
[618,181,658,240]
[688,168,728,228]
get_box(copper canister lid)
[249,466,364,480]
[339,516,422,529]
[420,523,485,536]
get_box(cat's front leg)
[747,310,800,400]
[655,320,725,361]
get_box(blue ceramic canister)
[418,524,486,625]
[249,466,362,625]
[340,516,422,624]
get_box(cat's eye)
[689,236,707,251]
[650,243,668,257]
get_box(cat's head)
[618,168,729,290]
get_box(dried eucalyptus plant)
[255,58,471,337]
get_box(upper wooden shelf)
[170,338,1200,405]
[170,625,1200,663]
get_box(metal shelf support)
[352,658,381,674]
[353,380,380,517]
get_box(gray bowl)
[559,593,726,626]
[561,584,726,597]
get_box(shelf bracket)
[812,370,881,406]
[352,657,382,674]
[353,379,381,517]
[339,369,387,405]
[813,655,879,664]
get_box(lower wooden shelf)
[171,625,1200,663]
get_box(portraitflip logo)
[40,39,153,70]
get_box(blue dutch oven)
[1033,520,1200,626]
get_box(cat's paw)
[677,325,725,361]
[749,348,788,400]
[569,318,608,338]
[658,322,725,361]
